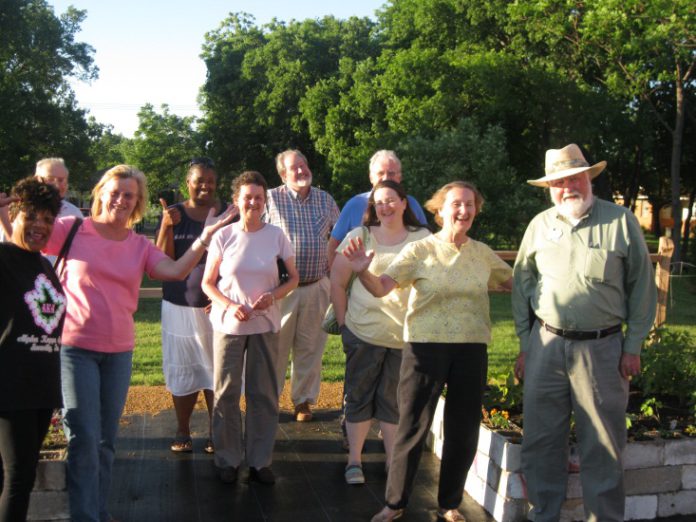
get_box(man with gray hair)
[266,149,340,422]
[327,150,427,266]
[0,158,82,244]
[512,144,656,522]
[34,158,83,219]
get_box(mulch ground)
[123,381,344,416]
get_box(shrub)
[484,371,523,412]
[635,327,696,414]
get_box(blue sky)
[50,0,386,136]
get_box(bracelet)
[193,237,209,252]
[198,235,210,248]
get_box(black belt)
[537,318,622,340]
[298,278,322,287]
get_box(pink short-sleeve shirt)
[45,217,168,353]
[207,222,294,335]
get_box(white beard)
[556,193,593,220]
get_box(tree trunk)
[649,196,665,237]
[624,144,642,210]
[670,61,685,264]
[681,186,695,264]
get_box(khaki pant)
[521,322,629,522]
[212,330,279,469]
[275,277,330,406]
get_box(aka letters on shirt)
[0,244,66,410]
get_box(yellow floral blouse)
[384,234,512,344]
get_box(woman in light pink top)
[202,171,299,485]
[43,165,234,522]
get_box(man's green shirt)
[512,198,656,354]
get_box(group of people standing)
[0,142,656,522]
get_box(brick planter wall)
[27,450,69,522]
[426,397,696,521]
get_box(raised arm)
[150,205,235,281]
[342,236,397,298]
[0,192,18,239]
[155,199,181,259]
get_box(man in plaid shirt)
[266,149,340,422]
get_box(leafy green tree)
[396,118,543,247]
[506,0,695,261]
[87,119,128,172]
[301,0,620,214]
[0,0,97,188]
[200,13,379,188]
[121,104,202,202]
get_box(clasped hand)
[230,292,274,322]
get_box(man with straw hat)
[512,144,657,521]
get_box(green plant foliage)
[484,371,523,412]
[121,104,203,202]
[395,118,544,247]
[636,327,696,413]
[639,397,662,421]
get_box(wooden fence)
[139,237,675,327]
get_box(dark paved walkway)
[110,409,495,522]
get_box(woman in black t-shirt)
[155,158,236,454]
[0,178,65,522]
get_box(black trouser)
[0,408,53,522]
[386,342,486,510]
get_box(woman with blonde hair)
[43,165,234,522]
[343,181,512,522]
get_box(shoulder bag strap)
[53,217,83,278]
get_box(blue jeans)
[61,345,133,522]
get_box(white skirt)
[161,300,214,396]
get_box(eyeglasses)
[189,157,215,168]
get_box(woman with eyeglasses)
[0,178,65,522]
[40,165,234,522]
[156,157,236,454]
[202,171,299,485]
[343,181,512,522]
[330,180,429,486]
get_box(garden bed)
[426,396,696,522]
[27,449,69,522]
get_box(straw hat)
[528,144,606,187]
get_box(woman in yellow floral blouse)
[342,181,512,522]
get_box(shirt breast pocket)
[313,215,330,239]
[584,248,622,283]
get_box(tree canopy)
[0,0,97,189]
[3,1,694,258]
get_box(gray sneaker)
[344,464,365,485]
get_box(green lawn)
[132,277,696,386]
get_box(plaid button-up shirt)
[265,185,340,283]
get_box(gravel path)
[124,382,344,415]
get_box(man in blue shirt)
[327,150,427,267]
